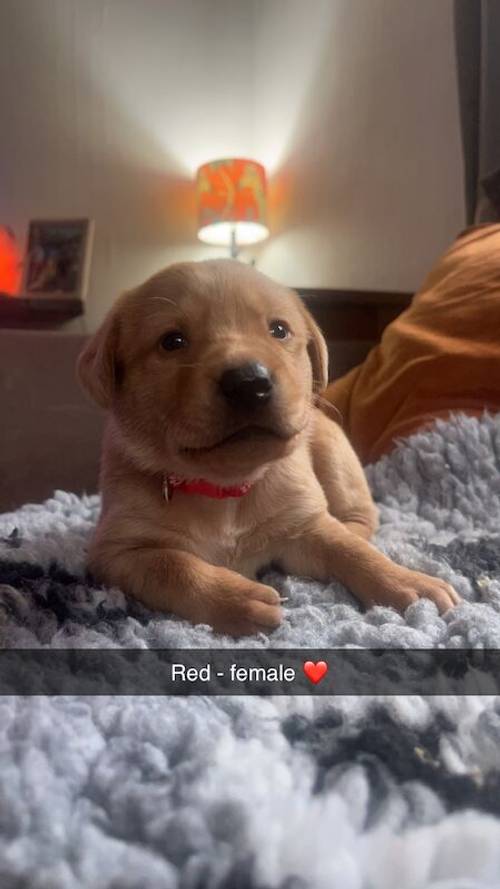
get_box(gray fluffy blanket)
[1,412,500,889]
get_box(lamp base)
[229,227,239,260]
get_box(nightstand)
[297,288,413,379]
[0,293,84,329]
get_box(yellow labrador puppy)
[78,260,459,635]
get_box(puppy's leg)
[311,411,379,540]
[279,513,460,613]
[89,541,282,636]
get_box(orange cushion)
[324,224,500,464]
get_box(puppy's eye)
[160,331,187,351]
[269,320,290,340]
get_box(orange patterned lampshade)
[196,158,269,250]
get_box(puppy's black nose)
[219,362,273,408]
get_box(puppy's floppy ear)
[77,309,121,409]
[301,305,329,393]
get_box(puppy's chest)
[161,497,290,575]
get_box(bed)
[1,408,500,888]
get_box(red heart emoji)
[303,660,328,684]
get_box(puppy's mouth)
[181,424,294,455]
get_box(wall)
[0,0,255,329]
[0,0,464,330]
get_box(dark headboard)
[297,288,413,379]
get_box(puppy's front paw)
[370,567,461,614]
[207,580,283,637]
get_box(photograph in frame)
[23,218,94,300]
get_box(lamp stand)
[230,227,239,260]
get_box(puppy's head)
[78,259,328,482]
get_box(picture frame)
[22,218,94,301]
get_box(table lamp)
[196,158,269,258]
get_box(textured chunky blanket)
[1,412,500,888]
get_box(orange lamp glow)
[0,226,22,295]
[196,158,269,257]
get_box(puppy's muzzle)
[219,362,273,410]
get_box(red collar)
[164,474,252,501]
